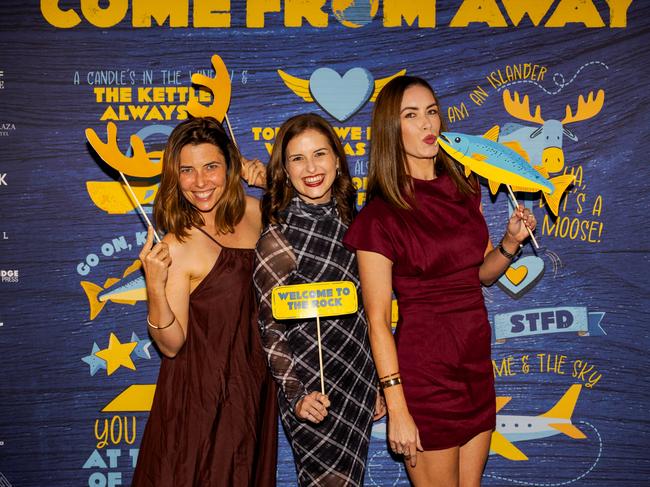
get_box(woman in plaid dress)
[254,113,383,486]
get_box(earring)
[336,167,341,177]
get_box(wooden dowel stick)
[224,112,238,148]
[506,185,539,249]
[118,171,161,243]
[316,314,325,395]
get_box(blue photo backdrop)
[1,1,649,485]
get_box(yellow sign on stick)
[271,281,358,395]
[271,281,358,320]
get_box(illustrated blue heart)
[496,255,545,299]
[309,67,374,122]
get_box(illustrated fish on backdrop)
[81,260,146,320]
[437,125,575,216]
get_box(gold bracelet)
[147,315,176,330]
[380,377,402,389]
[379,372,400,381]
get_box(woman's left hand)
[241,157,266,188]
[373,392,387,421]
[506,204,537,244]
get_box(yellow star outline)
[95,333,138,376]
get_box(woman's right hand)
[241,157,266,189]
[295,392,330,424]
[388,408,423,467]
[139,226,172,295]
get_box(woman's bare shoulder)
[245,195,262,217]
[162,230,197,265]
[243,195,263,233]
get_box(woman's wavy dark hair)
[369,75,477,210]
[261,113,356,226]
[154,117,245,240]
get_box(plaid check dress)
[254,197,377,486]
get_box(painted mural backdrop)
[1,1,649,486]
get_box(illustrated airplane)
[490,384,586,461]
[370,384,586,461]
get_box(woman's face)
[178,142,227,213]
[285,129,338,205]
[400,84,441,167]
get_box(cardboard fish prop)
[81,260,146,320]
[437,126,574,216]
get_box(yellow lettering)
[262,126,277,140]
[81,0,128,28]
[144,105,165,120]
[606,0,632,27]
[334,126,351,139]
[124,416,137,444]
[110,415,122,445]
[94,419,109,449]
[542,214,558,237]
[469,85,488,106]
[576,192,585,214]
[352,177,367,191]
[177,104,189,120]
[128,105,149,120]
[592,195,602,216]
[41,0,81,28]
[100,105,120,121]
[194,0,231,27]
[588,220,603,243]
[447,102,469,123]
[546,0,604,28]
[161,105,177,119]
[492,357,517,377]
[285,0,327,28]
[384,0,435,28]
[246,0,281,28]
[501,0,554,27]
[132,0,188,27]
[450,0,507,28]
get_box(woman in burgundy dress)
[343,76,537,486]
[132,117,276,487]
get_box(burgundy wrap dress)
[344,173,496,450]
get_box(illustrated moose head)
[498,89,605,177]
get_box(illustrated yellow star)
[95,333,138,376]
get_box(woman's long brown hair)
[368,75,476,209]
[154,117,245,240]
[261,113,356,226]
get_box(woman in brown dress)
[132,117,277,487]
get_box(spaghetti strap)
[195,226,224,248]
